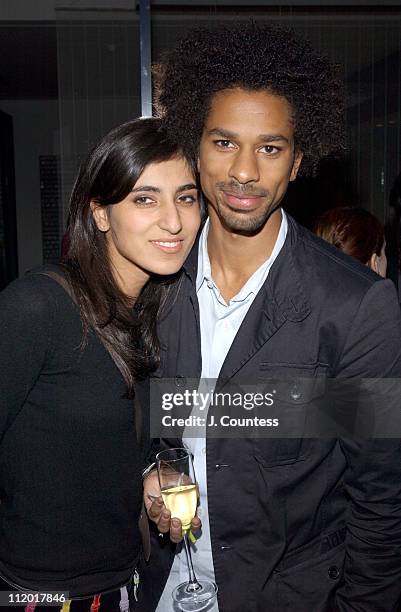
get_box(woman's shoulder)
[0,263,75,320]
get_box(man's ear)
[90,201,110,232]
[290,150,303,182]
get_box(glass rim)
[156,447,191,463]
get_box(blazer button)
[328,566,340,580]
[174,376,185,388]
[215,464,230,470]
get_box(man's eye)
[261,145,280,154]
[214,139,234,149]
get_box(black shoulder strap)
[38,269,76,302]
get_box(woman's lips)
[150,239,184,253]
[223,192,265,209]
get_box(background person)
[386,172,401,299]
[0,117,201,611]
[315,206,387,277]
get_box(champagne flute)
[156,448,218,611]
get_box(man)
[141,22,401,612]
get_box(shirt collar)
[196,217,212,293]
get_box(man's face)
[198,88,303,233]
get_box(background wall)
[0,100,59,274]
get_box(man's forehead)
[202,87,295,137]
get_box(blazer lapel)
[218,216,311,383]
[218,285,286,382]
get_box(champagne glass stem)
[183,533,202,592]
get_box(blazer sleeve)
[334,279,401,611]
[0,277,54,440]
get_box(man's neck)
[206,208,282,302]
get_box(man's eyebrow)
[258,133,290,144]
[206,127,289,144]
[206,128,239,140]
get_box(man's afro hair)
[154,21,346,176]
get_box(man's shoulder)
[271,216,398,324]
[290,217,381,289]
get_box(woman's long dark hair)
[64,117,196,397]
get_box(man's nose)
[228,149,260,184]
[158,201,183,235]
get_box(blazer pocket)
[276,539,345,612]
[253,363,328,465]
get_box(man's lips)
[150,239,184,253]
[222,191,266,209]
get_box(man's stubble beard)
[211,198,279,236]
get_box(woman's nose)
[158,201,183,234]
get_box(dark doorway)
[0,110,18,289]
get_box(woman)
[0,118,201,611]
[315,206,387,277]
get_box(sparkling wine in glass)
[156,448,218,611]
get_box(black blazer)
[138,215,401,612]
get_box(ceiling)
[0,5,400,100]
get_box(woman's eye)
[178,194,198,205]
[134,196,155,205]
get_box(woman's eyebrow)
[131,185,161,193]
[131,183,196,195]
[176,183,197,194]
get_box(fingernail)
[162,512,170,519]
[172,519,180,528]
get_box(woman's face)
[92,156,201,296]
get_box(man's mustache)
[215,181,269,197]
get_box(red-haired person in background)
[386,172,401,300]
[315,206,387,277]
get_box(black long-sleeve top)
[0,270,145,597]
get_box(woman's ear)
[90,201,110,232]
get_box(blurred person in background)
[386,172,401,299]
[315,206,387,277]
